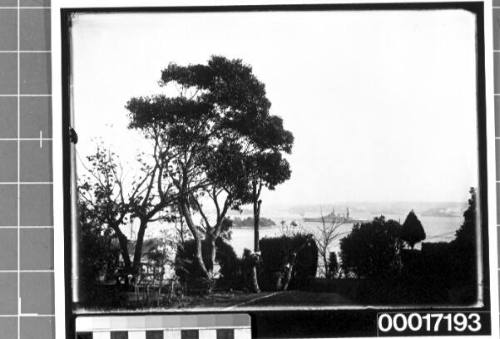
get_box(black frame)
[60,2,490,337]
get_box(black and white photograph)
[63,4,489,315]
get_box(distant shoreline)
[231,216,276,228]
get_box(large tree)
[126,56,293,283]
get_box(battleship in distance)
[303,208,366,224]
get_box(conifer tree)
[401,210,426,249]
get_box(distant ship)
[303,207,365,223]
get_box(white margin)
[483,1,499,339]
[51,1,498,339]
[51,3,64,339]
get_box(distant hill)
[288,201,467,218]
[232,216,276,227]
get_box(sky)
[71,9,479,206]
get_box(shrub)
[259,233,318,291]
[340,216,403,278]
[175,238,240,291]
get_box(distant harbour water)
[136,211,464,258]
[228,214,463,257]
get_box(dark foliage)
[451,187,477,283]
[340,216,403,278]
[401,210,426,249]
[259,234,318,291]
[419,243,454,282]
[175,238,241,291]
[79,201,122,305]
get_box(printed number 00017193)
[377,313,482,334]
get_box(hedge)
[259,233,318,291]
[175,238,241,291]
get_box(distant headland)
[232,216,276,227]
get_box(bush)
[395,243,455,304]
[259,233,318,291]
[400,248,423,276]
[174,238,241,291]
[340,216,403,279]
[420,242,453,279]
[401,243,454,287]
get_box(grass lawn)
[177,290,353,309]
[231,290,353,308]
[77,289,353,313]
[179,291,278,309]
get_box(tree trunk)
[250,195,262,293]
[209,236,216,275]
[179,201,210,278]
[282,265,294,291]
[195,236,208,278]
[250,266,260,293]
[113,226,132,272]
[323,252,328,278]
[253,199,261,252]
[132,220,148,275]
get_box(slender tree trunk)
[179,201,210,278]
[250,193,262,293]
[282,265,294,291]
[253,199,261,252]
[250,267,260,293]
[209,235,216,275]
[323,252,328,278]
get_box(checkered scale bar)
[75,314,251,339]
